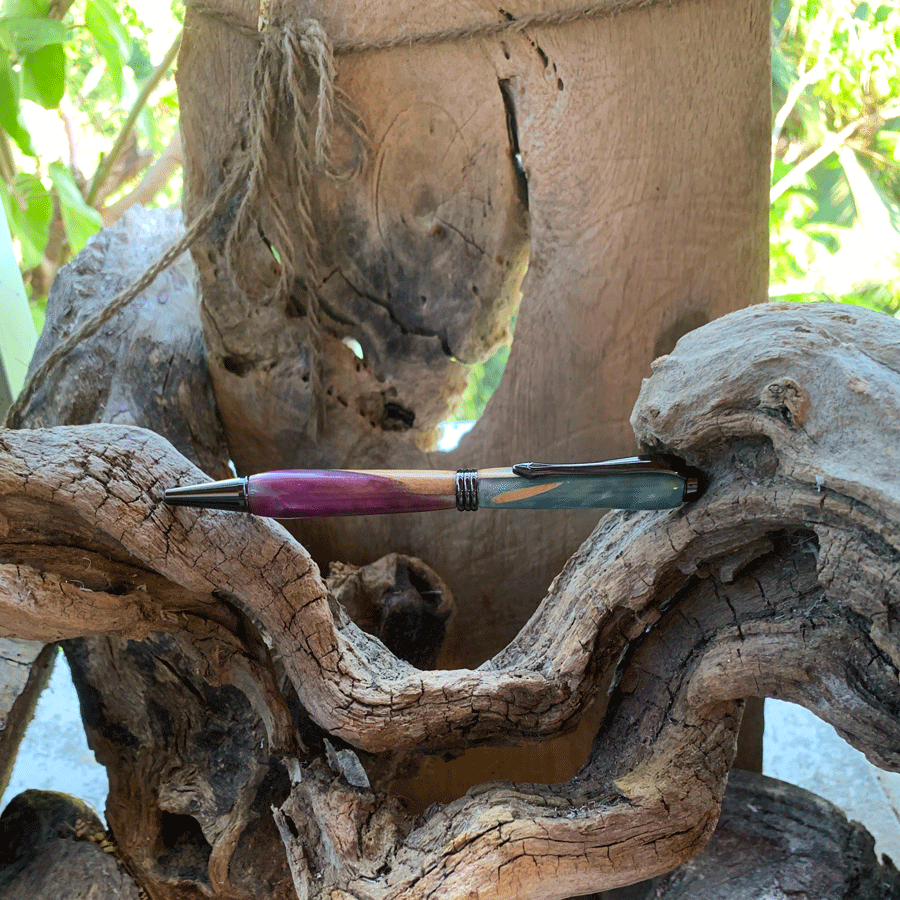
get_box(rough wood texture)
[0,206,232,803]
[178,0,771,675]
[0,790,142,899]
[644,770,900,899]
[2,303,900,898]
[14,205,228,475]
[0,641,53,798]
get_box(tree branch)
[2,304,900,897]
[86,33,182,208]
[100,132,182,226]
[771,103,900,203]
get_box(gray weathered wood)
[0,641,53,800]
[0,206,230,835]
[14,205,227,475]
[176,0,771,794]
[644,770,900,899]
[179,0,771,675]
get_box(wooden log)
[0,206,230,836]
[0,790,142,900]
[1,303,899,897]
[178,0,771,673]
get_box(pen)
[163,455,704,518]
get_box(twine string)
[223,18,338,432]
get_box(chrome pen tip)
[164,477,249,512]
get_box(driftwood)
[178,0,771,674]
[2,302,900,898]
[172,0,772,802]
[0,790,142,900]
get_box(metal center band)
[455,469,478,511]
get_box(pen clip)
[512,455,704,501]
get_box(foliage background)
[1,0,898,420]
[771,0,900,314]
[0,0,181,333]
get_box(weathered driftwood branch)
[0,205,230,807]
[10,0,774,827]
[2,303,900,898]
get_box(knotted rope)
[7,0,679,430]
[224,17,347,432]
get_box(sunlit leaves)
[84,0,132,100]
[0,0,182,302]
[0,58,32,154]
[21,41,64,107]
[48,162,101,254]
[771,0,900,315]
[452,344,510,423]
[0,15,64,56]
[0,172,50,268]
[0,1,67,159]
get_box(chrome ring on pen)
[455,468,479,511]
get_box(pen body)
[244,466,689,517]
[478,467,687,510]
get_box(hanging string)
[223,18,341,433]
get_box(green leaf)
[0,197,38,405]
[85,0,132,99]
[2,173,51,269]
[0,57,33,155]
[85,0,130,61]
[127,41,152,80]
[21,40,64,108]
[48,162,102,255]
[29,296,45,332]
[0,16,64,57]
[873,4,892,25]
[0,1,46,19]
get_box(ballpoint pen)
[163,455,704,517]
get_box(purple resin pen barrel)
[248,470,457,517]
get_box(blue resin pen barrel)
[474,456,702,511]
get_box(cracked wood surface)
[2,303,900,897]
[8,0,771,840]
[0,205,231,813]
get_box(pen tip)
[164,477,249,512]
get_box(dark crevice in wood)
[498,77,530,211]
